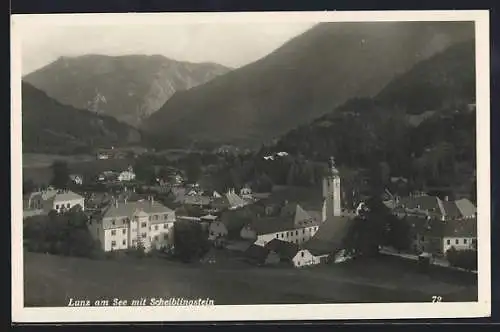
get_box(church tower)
[322,156,342,221]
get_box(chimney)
[444,196,449,201]
[115,198,118,208]
[124,197,127,205]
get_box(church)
[242,156,349,248]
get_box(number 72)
[432,296,443,303]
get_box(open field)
[24,252,477,307]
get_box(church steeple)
[322,156,342,221]
[328,156,339,176]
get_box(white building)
[69,174,83,185]
[117,166,136,182]
[264,239,320,268]
[88,197,176,252]
[28,188,85,214]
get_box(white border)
[11,10,491,322]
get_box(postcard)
[11,10,490,322]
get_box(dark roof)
[250,216,296,235]
[267,185,324,211]
[406,216,477,238]
[304,216,351,253]
[264,239,300,260]
[397,195,476,220]
[244,244,272,262]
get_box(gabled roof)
[226,190,247,208]
[398,195,477,220]
[303,216,351,256]
[264,239,300,260]
[102,200,173,219]
[455,198,477,217]
[249,216,296,235]
[406,215,477,238]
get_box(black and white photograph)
[11,10,490,322]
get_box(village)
[22,153,478,272]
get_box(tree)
[184,154,202,184]
[173,221,210,262]
[23,179,36,194]
[51,160,70,189]
[385,216,412,252]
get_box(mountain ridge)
[23,54,232,126]
[143,21,475,148]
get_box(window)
[281,233,284,238]
[122,240,126,245]
[111,230,116,236]
[303,229,305,234]
[148,216,152,221]
[112,220,115,226]
[296,239,299,244]
[455,239,459,245]
[154,215,158,221]
[276,234,279,238]
[301,251,304,257]
[142,233,147,238]
[122,229,126,235]
[463,239,467,244]
[67,203,70,208]
[164,214,168,220]
[155,225,159,231]
[421,235,425,241]
[111,241,116,246]
[296,230,298,236]
[55,204,59,209]
[447,239,451,245]
[141,222,147,228]
[154,236,158,241]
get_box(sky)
[18,20,317,75]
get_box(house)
[28,188,85,214]
[244,244,280,266]
[239,186,253,200]
[208,221,228,241]
[406,215,477,256]
[302,215,352,263]
[88,196,176,252]
[393,194,476,221]
[241,204,322,246]
[117,166,136,182]
[226,189,249,210]
[69,174,83,185]
[264,239,319,268]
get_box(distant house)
[28,188,85,214]
[407,216,477,256]
[208,221,228,241]
[239,186,253,200]
[69,174,83,185]
[244,244,280,266]
[264,239,319,268]
[117,166,136,182]
[394,194,476,221]
[226,189,249,210]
